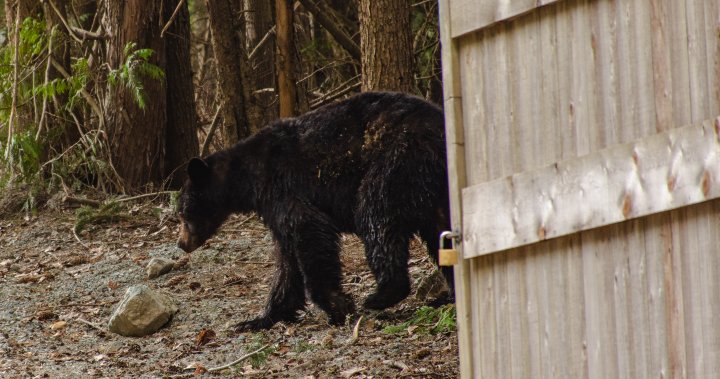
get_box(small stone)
[108,285,178,337]
[146,257,176,279]
[415,269,450,302]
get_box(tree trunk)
[163,0,199,187]
[244,0,277,127]
[4,0,42,28]
[275,0,296,117]
[359,0,414,92]
[205,0,252,145]
[102,1,167,191]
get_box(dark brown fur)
[177,92,451,330]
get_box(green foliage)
[107,42,165,109]
[247,333,276,368]
[74,201,127,234]
[292,340,315,354]
[382,304,457,335]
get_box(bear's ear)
[187,157,211,183]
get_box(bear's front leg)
[235,242,306,332]
[292,209,355,326]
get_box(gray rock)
[146,257,176,279]
[415,269,450,302]
[108,285,178,337]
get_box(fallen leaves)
[195,328,216,348]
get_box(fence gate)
[439,0,720,377]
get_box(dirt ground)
[0,197,459,378]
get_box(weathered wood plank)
[437,1,475,378]
[649,0,675,132]
[450,0,563,37]
[462,117,720,258]
[686,0,710,123]
[668,0,692,127]
[706,0,720,117]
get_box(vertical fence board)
[685,0,710,123]
[442,0,720,376]
[668,0,692,127]
[706,0,720,117]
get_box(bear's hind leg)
[294,218,355,326]
[360,231,412,310]
[235,242,306,331]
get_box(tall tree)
[102,1,166,190]
[358,0,414,92]
[275,0,296,117]
[163,0,199,187]
[244,0,277,127]
[205,0,252,145]
[101,0,198,190]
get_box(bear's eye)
[185,220,196,234]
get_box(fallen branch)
[201,102,224,157]
[114,191,176,203]
[202,343,272,373]
[63,195,102,208]
[47,0,106,42]
[161,0,187,38]
[298,0,360,60]
[76,317,107,335]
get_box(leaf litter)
[0,203,458,377]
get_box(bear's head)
[176,157,232,253]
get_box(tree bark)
[162,0,199,187]
[4,0,42,29]
[244,0,277,127]
[275,0,296,117]
[359,0,414,92]
[102,0,167,190]
[298,0,359,60]
[205,0,252,145]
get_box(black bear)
[177,92,452,331]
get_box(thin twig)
[73,228,90,249]
[47,0,106,42]
[5,12,20,160]
[161,0,187,38]
[36,27,54,141]
[76,317,107,334]
[201,102,224,157]
[113,191,176,203]
[50,56,105,129]
[202,343,272,373]
[248,26,276,61]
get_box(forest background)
[0,0,443,206]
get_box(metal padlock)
[439,231,460,266]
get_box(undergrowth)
[383,304,456,335]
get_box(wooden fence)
[439,0,720,377]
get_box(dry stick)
[76,317,107,334]
[36,27,54,141]
[73,227,91,249]
[248,26,276,61]
[5,13,20,160]
[160,0,187,38]
[114,191,176,203]
[47,0,106,42]
[202,343,272,373]
[200,103,224,157]
[49,57,104,129]
[297,0,360,60]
